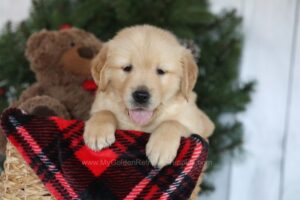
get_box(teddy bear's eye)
[70,42,76,47]
[123,65,133,73]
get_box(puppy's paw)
[146,126,181,168]
[83,119,116,151]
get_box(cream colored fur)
[84,25,214,199]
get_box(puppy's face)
[92,25,198,126]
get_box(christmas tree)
[0,0,254,191]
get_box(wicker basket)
[0,142,53,200]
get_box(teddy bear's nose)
[77,47,94,59]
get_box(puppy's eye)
[156,68,166,75]
[123,65,133,72]
[70,42,76,47]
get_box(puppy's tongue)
[129,109,153,126]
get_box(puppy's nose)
[132,90,150,104]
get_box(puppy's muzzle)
[132,89,150,105]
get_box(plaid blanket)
[0,108,208,200]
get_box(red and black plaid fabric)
[0,108,208,200]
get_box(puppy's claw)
[83,120,116,151]
[146,131,180,169]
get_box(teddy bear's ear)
[25,30,49,60]
[91,44,109,91]
[25,30,58,71]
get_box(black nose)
[132,90,150,104]
[77,47,94,59]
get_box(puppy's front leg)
[146,120,189,168]
[84,110,117,151]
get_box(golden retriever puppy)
[84,24,214,173]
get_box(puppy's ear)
[91,44,109,91]
[181,49,199,100]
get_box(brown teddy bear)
[0,27,102,156]
[18,27,102,119]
